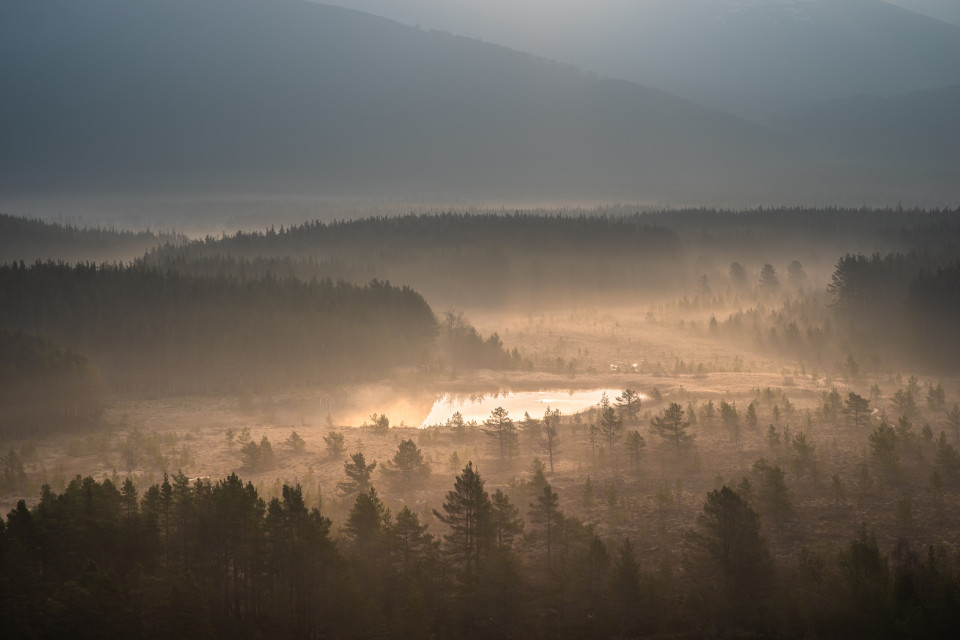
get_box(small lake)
[420,388,632,427]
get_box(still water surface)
[421,388,633,427]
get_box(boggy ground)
[3,307,959,577]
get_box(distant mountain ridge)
[0,0,796,202]
[776,84,960,172]
[885,0,960,26]
[1,0,957,204]
[328,0,960,122]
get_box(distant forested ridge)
[0,213,179,264]
[636,205,960,248]
[0,262,439,394]
[141,213,683,307]
[612,206,960,273]
[0,329,106,438]
[139,207,960,307]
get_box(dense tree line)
[905,262,960,369]
[140,213,683,307]
[0,213,180,264]
[438,312,528,373]
[0,329,106,438]
[0,261,438,395]
[829,252,960,368]
[3,466,959,639]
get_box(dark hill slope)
[775,84,960,173]
[0,0,795,201]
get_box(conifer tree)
[484,407,518,462]
[382,439,430,486]
[598,394,624,472]
[845,392,871,429]
[539,407,562,473]
[337,452,377,498]
[490,489,523,552]
[529,483,561,572]
[433,462,491,582]
[651,402,693,454]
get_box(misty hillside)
[775,84,960,171]
[0,0,797,202]
[140,209,960,307]
[141,214,683,309]
[333,0,960,123]
[0,213,181,264]
[0,262,444,394]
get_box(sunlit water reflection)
[421,388,634,427]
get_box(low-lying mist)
[2,206,959,638]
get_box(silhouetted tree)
[1,450,27,492]
[759,263,780,291]
[446,411,469,440]
[926,383,946,411]
[433,462,491,583]
[685,486,771,626]
[845,392,871,429]
[337,452,377,497]
[382,439,430,486]
[838,525,891,636]
[323,431,345,458]
[345,487,389,556]
[651,402,692,454]
[285,430,306,453]
[490,489,523,552]
[719,400,740,444]
[791,431,816,474]
[745,402,758,430]
[240,436,275,472]
[529,483,561,572]
[598,393,623,472]
[869,422,900,485]
[539,407,561,473]
[615,389,642,424]
[484,407,518,462]
[391,505,433,575]
[934,432,960,480]
[892,388,917,418]
[624,431,645,469]
[520,411,541,444]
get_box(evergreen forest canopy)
[3,464,959,639]
[0,213,182,265]
[0,262,441,396]
[2,207,960,639]
[139,207,960,308]
[0,329,106,439]
[140,213,683,307]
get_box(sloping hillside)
[0,0,795,202]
